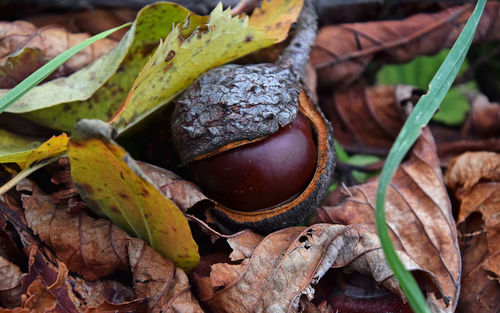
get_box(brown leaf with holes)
[0,257,22,308]
[445,152,500,312]
[192,224,439,313]
[17,179,204,313]
[0,20,116,71]
[311,2,500,87]
[312,128,460,311]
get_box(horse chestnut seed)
[171,64,334,232]
[187,112,317,212]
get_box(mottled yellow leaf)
[110,0,303,133]
[68,120,199,271]
[0,133,68,169]
[0,129,40,162]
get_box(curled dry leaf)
[444,151,500,194]
[0,21,116,71]
[311,2,500,87]
[437,138,500,167]
[444,152,500,312]
[462,94,500,138]
[18,180,204,313]
[0,257,22,308]
[312,128,460,311]
[21,247,148,313]
[192,224,436,313]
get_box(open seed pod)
[170,0,334,233]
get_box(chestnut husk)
[171,71,334,232]
[170,0,334,232]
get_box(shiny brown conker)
[187,112,317,212]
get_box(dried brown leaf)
[192,224,434,313]
[17,180,204,313]
[27,8,136,41]
[0,48,72,89]
[22,277,57,313]
[84,299,148,313]
[138,161,207,213]
[319,82,412,155]
[127,238,204,313]
[444,151,500,193]
[0,20,116,71]
[455,213,500,313]
[437,138,500,167]
[312,128,460,311]
[311,2,500,87]
[19,179,129,281]
[0,257,22,308]
[445,152,500,312]
[462,94,500,138]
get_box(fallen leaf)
[84,299,148,313]
[0,202,25,267]
[311,128,460,311]
[437,138,500,167]
[22,277,57,313]
[0,134,68,170]
[0,21,116,71]
[462,94,500,138]
[0,257,22,308]
[444,152,500,312]
[455,213,500,313]
[110,0,303,133]
[20,180,130,281]
[127,238,204,313]
[2,3,207,131]
[0,48,72,89]
[21,247,149,313]
[0,129,40,161]
[137,161,207,212]
[68,120,199,271]
[17,179,204,312]
[311,2,500,87]
[192,224,437,312]
[444,151,500,193]
[319,82,412,155]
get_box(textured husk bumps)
[171,63,301,165]
[171,63,334,233]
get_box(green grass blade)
[0,23,131,114]
[375,1,486,313]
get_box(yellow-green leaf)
[0,133,68,169]
[2,3,207,132]
[0,129,41,162]
[68,121,199,271]
[110,0,303,133]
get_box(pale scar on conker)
[170,0,334,232]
